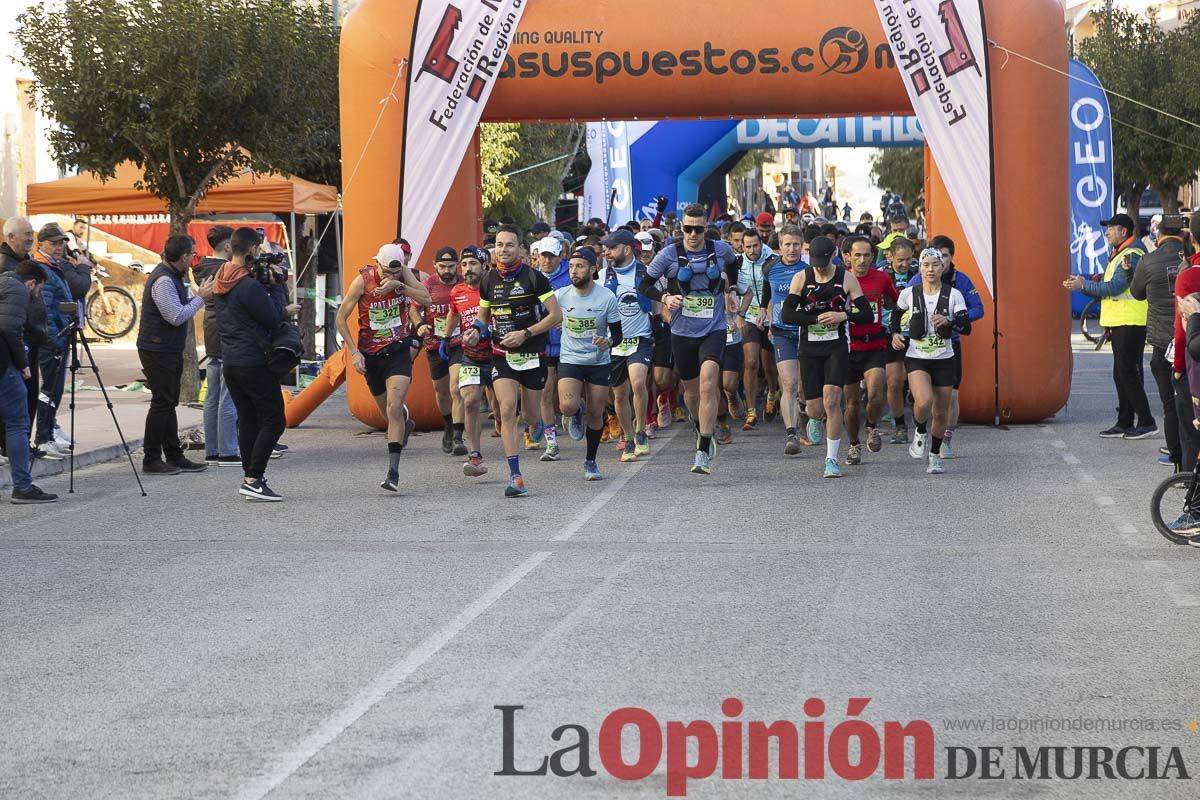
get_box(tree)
[483,123,583,224]
[14,0,340,229]
[15,0,340,401]
[1075,5,1200,218]
[480,123,520,207]
[869,148,923,206]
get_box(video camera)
[249,251,287,285]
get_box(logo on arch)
[819,27,868,75]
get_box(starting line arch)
[324,0,1069,429]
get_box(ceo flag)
[1067,58,1113,279]
[873,0,995,296]
[400,0,529,261]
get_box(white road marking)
[1051,440,1066,449]
[233,427,679,800]
[1094,496,1115,507]
[1063,453,1081,465]
[1142,561,1200,607]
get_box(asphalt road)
[2,345,1198,799]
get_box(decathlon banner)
[400,0,528,261]
[1068,58,1113,281]
[873,0,994,295]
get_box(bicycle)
[1149,468,1200,544]
[1079,297,1104,346]
[85,264,140,340]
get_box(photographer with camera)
[213,228,300,502]
[136,234,213,476]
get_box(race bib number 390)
[681,295,716,319]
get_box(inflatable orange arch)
[331,0,1069,429]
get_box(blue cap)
[600,229,638,248]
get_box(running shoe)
[583,460,602,481]
[764,391,779,422]
[620,440,637,462]
[729,395,746,420]
[673,405,687,423]
[657,395,671,429]
[380,470,399,492]
[540,442,561,462]
[890,427,909,445]
[530,418,545,444]
[1189,532,1200,548]
[645,422,657,440]
[441,427,454,454]
[451,438,469,457]
[463,453,488,477]
[784,434,802,456]
[926,454,945,475]
[634,431,650,456]
[866,426,882,453]
[1160,446,1171,456]
[1123,424,1158,440]
[806,416,824,446]
[403,410,415,447]
[1099,425,1131,438]
[691,449,713,475]
[715,424,733,446]
[940,432,954,459]
[823,457,842,478]
[846,443,862,465]
[742,408,758,431]
[504,475,528,498]
[909,432,928,460]
[605,414,622,441]
[1169,512,1200,534]
[1159,454,1175,466]
[566,407,585,441]
[523,428,540,451]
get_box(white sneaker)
[908,433,927,460]
[52,423,74,446]
[43,441,72,458]
[927,454,945,474]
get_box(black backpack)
[254,320,304,381]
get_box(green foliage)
[1076,6,1200,215]
[869,148,923,205]
[14,0,340,228]
[482,123,582,223]
[480,123,519,206]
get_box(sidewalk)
[1,344,202,490]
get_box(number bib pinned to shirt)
[807,322,839,342]
[367,302,404,331]
[612,338,639,357]
[745,303,763,327]
[506,351,541,371]
[681,295,716,319]
[563,315,597,338]
[914,334,949,358]
[458,364,482,386]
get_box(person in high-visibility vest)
[1064,213,1156,439]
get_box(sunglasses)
[681,225,705,235]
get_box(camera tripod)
[63,318,146,496]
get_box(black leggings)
[223,365,285,480]
[1108,325,1153,429]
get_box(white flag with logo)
[401,0,529,261]
[873,0,994,295]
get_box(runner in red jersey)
[446,246,493,477]
[842,235,899,465]
[336,242,431,492]
[412,246,465,456]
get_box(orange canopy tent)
[26,161,338,215]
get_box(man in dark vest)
[136,234,213,475]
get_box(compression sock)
[545,424,557,445]
[507,455,521,477]
[388,441,402,473]
[698,434,713,454]
[442,413,453,432]
[915,419,928,435]
[452,422,465,441]
[826,437,840,460]
[895,412,907,430]
[586,426,602,461]
[931,436,943,456]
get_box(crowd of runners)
[338,204,983,498]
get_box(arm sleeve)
[781,294,820,327]
[847,295,873,324]
[948,291,971,336]
[956,273,985,321]
[890,290,910,335]
[723,248,739,286]
[608,319,624,345]
[761,275,772,308]
[151,278,204,326]
[639,269,665,302]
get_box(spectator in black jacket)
[213,227,299,502]
[0,262,56,503]
[1,219,45,457]
[193,225,240,466]
[2,217,34,273]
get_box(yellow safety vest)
[1099,239,1148,327]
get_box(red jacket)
[1172,253,1200,372]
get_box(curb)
[1,426,200,491]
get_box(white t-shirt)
[895,285,967,360]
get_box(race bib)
[563,315,597,338]
[726,323,738,345]
[506,351,541,371]
[807,322,839,342]
[745,303,763,326]
[612,337,639,357]
[433,316,448,337]
[915,334,948,357]
[367,302,403,331]
[869,300,880,318]
[458,364,481,387]
[491,305,514,337]
[681,294,716,319]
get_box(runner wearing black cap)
[782,236,874,478]
[413,245,465,455]
[447,246,493,477]
[601,228,655,461]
